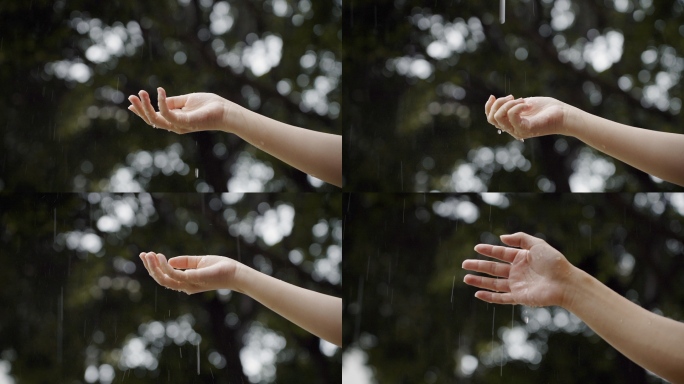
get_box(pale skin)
[485,95,684,186]
[139,252,342,347]
[128,88,342,187]
[462,232,684,383]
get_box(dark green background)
[343,193,684,383]
[344,0,684,192]
[0,0,340,193]
[0,193,341,383]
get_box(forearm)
[563,268,684,382]
[235,264,342,347]
[228,106,342,187]
[565,107,684,186]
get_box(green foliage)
[0,193,342,383]
[0,0,340,192]
[343,192,684,383]
[344,0,684,192]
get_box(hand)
[485,95,567,139]
[139,252,242,294]
[462,232,576,307]
[128,88,233,134]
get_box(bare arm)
[462,232,684,383]
[236,263,342,347]
[564,106,684,186]
[485,95,684,186]
[128,88,342,187]
[140,252,342,347]
[564,267,684,383]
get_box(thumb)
[500,232,545,250]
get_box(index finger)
[485,95,495,115]
[473,244,521,263]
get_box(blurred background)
[0,0,341,192]
[0,192,341,383]
[344,0,684,192]
[342,193,684,383]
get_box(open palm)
[462,232,574,307]
[140,252,241,294]
[128,88,232,134]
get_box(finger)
[473,244,519,263]
[487,95,514,127]
[474,291,516,305]
[168,256,203,270]
[128,104,144,118]
[144,253,186,290]
[129,96,152,125]
[157,87,189,126]
[157,254,204,284]
[494,98,525,129]
[507,102,528,130]
[484,95,495,116]
[140,252,154,273]
[463,274,511,292]
[138,90,172,128]
[500,232,545,250]
[461,259,511,278]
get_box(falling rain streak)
[450,276,456,305]
[197,341,200,375]
[57,287,64,368]
[500,0,505,24]
[400,161,403,191]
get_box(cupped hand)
[139,252,242,294]
[485,95,567,139]
[462,232,575,307]
[128,88,232,134]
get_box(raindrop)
[450,275,455,305]
[180,347,183,358]
[492,306,496,341]
[402,198,405,223]
[498,129,502,134]
[53,208,57,244]
[197,341,200,375]
[57,287,64,367]
[400,161,403,191]
[195,168,199,178]
[500,0,505,24]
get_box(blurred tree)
[344,0,684,192]
[0,0,341,192]
[0,192,342,383]
[343,192,684,383]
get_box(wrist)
[221,100,247,135]
[232,262,252,295]
[558,266,590,310]
[561,104,584,138]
